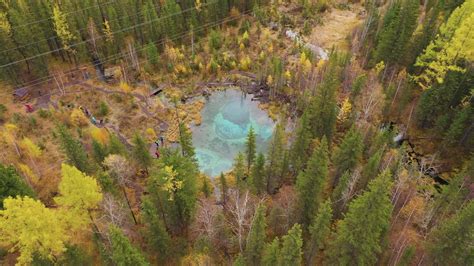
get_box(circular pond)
[191,89,275,177]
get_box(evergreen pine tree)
[279,224,303,265]
[219,172,228,207]
[245,205,267,265]
[234,254,246,266]
[332,126,363,187]
[328,170,393,265]
[290,110,312,175]
[431,156,472,223]
[250,153,266,195]
[141,197,171,260]
[373,1,402,64]
[92,139,108,165]
[0,13,22,84]
[262,238,280,266]
[359,149,383,191]
[57,125,91,174]
[132,133,152,171]
[266,124,286,194]
[428,201,474,265]
[331,170,351,216]
[108,134,127,156]
[306,200,333,265]
[444,105,472,146]
[145,42,160,71]
[201,176,212,198]
[142,0,161,44]
[394,0,420,65]
[179,122,196,159]
[296,137,329,227]
[234,152,246,188]
[148,149,198,234]
[308,56,340,141]
[0,164,34,209]
[109,225,149,266]
[161,0,185,39]
[245,126,257,173]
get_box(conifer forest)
[0,0,473,265]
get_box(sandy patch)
[308,5,365,51]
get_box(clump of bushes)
[98,101,109,117]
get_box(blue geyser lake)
[191,88,276,177]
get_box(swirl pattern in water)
[191,89,275,177]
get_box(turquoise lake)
[191,89,275,177]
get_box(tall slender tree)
[262,238,280,266]
[57,125,91,174]
[245,205,267,265]
[428,201,474,265]
[245,126,257,173]
[109,225,149,266]
[266,124,286,194]
[332,126,363,187]
[306,200,333,265]
[141,197,171,260]
[328,170,393,265]
[280,224,303,265]
[250,153,266,195]
[308,56,340,141]
[0,164,34,209]
[296,137,329,227]
[290,110,312,175]
[179,122,196,159]
[132,133,152,171]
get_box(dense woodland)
[0,0,473,265]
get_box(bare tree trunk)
[121,186,138,225]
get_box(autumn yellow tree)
[0,196,69,265]
[54,164,103,230]
[415,0,474,88]
[70,109,89,127]
[2,123,21,156]
[20,137,42,178]
[52,4,75,53]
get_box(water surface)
[191,89,275,177]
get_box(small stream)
[389,121,449,187]
[191,88,276,177]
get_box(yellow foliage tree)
[52,4,75,53]
[20,138,41,158]
[20,138,42,178]
[300,52,312,74]
[120,81,132,93]
[162,166,184,201]
[145,128,157,142]
[17,163,39,185]
[375,61,385,75]
[195,0,202,11]
[0,196,69,265]
[54,164,103,230]
[0,12,11,34]
[70,109,89,127]
[337,98,352,123]
[90,127,109,145]
[415,0,474,88]
[2,123,20,156]
[267,75,274,85]
[103,20,113,42]
[239,55,251,71]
